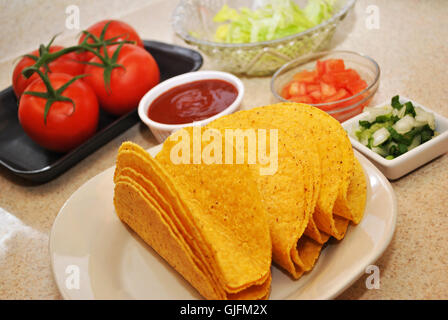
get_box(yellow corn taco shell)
[334,157,367,224]
[207,110,322,278]
[267,103,353,240]
[114,140,272,299]
[113,100,367,297]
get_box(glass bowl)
[172,0,356,76]
[271,50,380,122]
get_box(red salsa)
[148,79,238,124]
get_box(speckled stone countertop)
[0,0,447,299]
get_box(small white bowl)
[138,71,244,143]
[342,96,448,180]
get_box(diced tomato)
[281,83,291,99]
[298,82,307,96]
[316,60,326,76]
[324,88,350,103]
[286,81,307,97]
[290,96,313,104]
[289,82,300,96]
[331,69,360,85]
[333,92,366,110]
[308,90,322,101]
[321,73,335,85]
[320,82,337,97]
[324,59,345,72]
[306,84,320,93]
[333,96,370,122]
[293,70,317,83]
[346,79,368,95]
[280,58,368,120]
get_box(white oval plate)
[50,147,396,300]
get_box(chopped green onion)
[350,95,436,159]
[421,127,434,143]
[391,95,402,109]
[398,143,408,155]
[390,96,401,109]
[359,120,371,128]
[404,101,416,117]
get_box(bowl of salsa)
[271,51,380,122]
[138,71,244,142]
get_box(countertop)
[0,0,447,299]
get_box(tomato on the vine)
[78,20,144,62]
[83,44,160,116]
[18,73,99,153]
[12,46,84,98]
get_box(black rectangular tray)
[0,40,203,183]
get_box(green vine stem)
[20,22,134,125]
[22,21,134,79]
[23,68,88,124]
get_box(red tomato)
[308,90,322,101]
[18,73,99,153]
[316,60,326,76]
[330,69,360,86]
[346,79,368,95]
[320,82,337,97]
[297,82,307,96]
[83,44,160,116]
[306,84,320,93]
[290,96,313,104]
[332,95,370,122]
[78,20,144,62]
[324,59,345,72]
[281,83,291,99]
[288,82,300,96]
[280,58,367,117]
[293,70,317,83]
[324,88,349,103]
[12,46,84,98]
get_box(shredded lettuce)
[213,0,335,43]
[304,0,334,24]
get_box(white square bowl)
[342,96,448,180]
